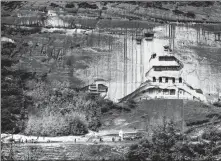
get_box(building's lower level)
[119,81,207,103]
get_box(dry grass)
[101,100,221,133]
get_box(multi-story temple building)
[120,45,207,103]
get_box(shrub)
[151,120,180,161]
[1,142,15,161]
[213,101,221,107]
[50,3,59,8]
[188,1,214,7]
[202,128,221,142]
[195,88,203,94]
[101,106,109,113]
[1,1,23,11]
[78,2,98,9]
[122,106,131,112]
[67,112,88,135]
[25,111,88,136]
[88,117,101,132]
[1,42,33,134]
[24,84,107,135]
[102,6,107,10]
[96,98,122,113]
[127,139,152,161]
[126,100,137,109]
[173,9,185,15]
[127,119,221,161]
[185,11,196,19]
[65,2,75,8]
[127,120,179,161]
[13,27,42,35]
[127,120,196,161]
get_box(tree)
[1,42,33,133]
[127,120,195,161]
[151,120,179,161]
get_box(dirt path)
[1,129,138,144]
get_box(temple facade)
[120,45,207,103]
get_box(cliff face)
[168,25,221,95]
[142,24,221,98]
[2,2,221,102]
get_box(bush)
[67,113,88,135]
[1,142,15,161]
[24,83,105,135]
[1,42,33,134]
[151,120,181,161]
[101,107,109,113]
[78,2,98,9]
[184,11,196,19]
[202,128,221,142]
[25,111,88,136]
[97,98,122,113]
[127,120,180,161]
[102,6,107,10]
[88,118,101,132]
[127,119,221,161]
[126,100,137,109]
[1,1,23,11]
[213,101,221,107]
[188,1,214,7]
[126,120,200,161]
[195,88,203,94]
[50,3,59,8]
[65,2,75,8]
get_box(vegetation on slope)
[126,120,221,161]
[213,101,221,107]
[1,41,34,133]
[0,38,121,136]
[1,1,221,137]
[24,83,102,136]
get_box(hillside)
[101,100,221,132]
[2,2,221,161]
[1,0,221,137]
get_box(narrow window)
[165,77,168,83]
[172,78,175,83]
[159,77,162,83]
[179,77,182,83]
[153,77,156,82]
[170,89,175,95]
